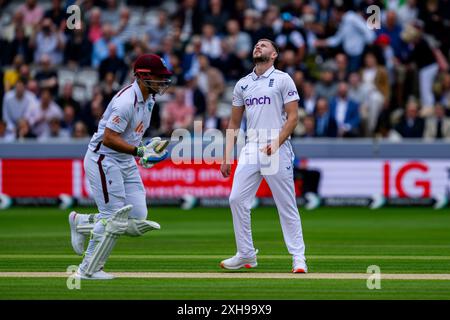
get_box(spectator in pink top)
[161,88,194,136]
[17,0,44,28]
[87,8,103,44]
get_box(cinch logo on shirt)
[288,90,298,96]
[245,96,271,106]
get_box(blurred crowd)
[1,0,450,142]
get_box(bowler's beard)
[253,53,270,64]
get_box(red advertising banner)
[1,159,73,197]
[0,159,275,198]
[1,158,447,200]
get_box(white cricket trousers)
[83,149,148,220]
[229,142,306,260]
[419,63,439,109]
[80,150,148,271]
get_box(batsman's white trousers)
[84,149,147,220]
[229,142,306,260]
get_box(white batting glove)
[138,137,169,169]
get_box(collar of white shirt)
[132,80,145,103]
[251,66,275,81]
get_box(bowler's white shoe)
[220,251,258,270]
[69,211,85,256]
[292,258,308,273]
[75,268,115,280]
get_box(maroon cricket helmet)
[133,54,172,77]
[133,54,172,94]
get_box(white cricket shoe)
[74,268,115,280]
[292,258,308,273]
[69,211,85,256]
[220,250,258,270]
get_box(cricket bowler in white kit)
[69,54,172,280]
[220,39,307,273]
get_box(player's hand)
[220,162,231,178]
[138,137,169,169]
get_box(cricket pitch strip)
[1,272,450,280]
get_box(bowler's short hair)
[257,38,280,55]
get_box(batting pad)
[85,205,132,276]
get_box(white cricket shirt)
[88,80,155,161]
[232,66,300,143]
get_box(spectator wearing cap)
[314,6,376,72]
[281,0,305,17]
[329,82,361,137]
[275,12,306,65]
[376,11,404,60]
[374,34,396,84]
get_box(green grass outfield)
[0,206,449,299]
